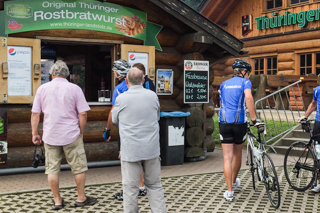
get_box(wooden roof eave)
[148,0,243,56]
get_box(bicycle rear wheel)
[248,145,256,190]
[284,141,316,192]
[262,152,280,209]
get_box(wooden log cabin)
[201,0,320,108]
[0,0,243,168]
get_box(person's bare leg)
[232,143,245,183]
[139,172,145,187]
[75,172,86,202]
[222,143,234,192]
[48,174,62,205]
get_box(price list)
[184,60,209,103]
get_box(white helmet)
[112,59,131,78]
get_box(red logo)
[8,19,23,31]
[185,61,193,70]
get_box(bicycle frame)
[246,123,266,181]
[295,120,320,180]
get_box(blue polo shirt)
[112,80,128,105]
[143,75,155,92]
[219,76,252,124]
[313,86,320,122]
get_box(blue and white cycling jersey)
[219,76,252,124]
[112,80,128,105]
[313,86,320,122]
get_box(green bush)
[212,116,297,145]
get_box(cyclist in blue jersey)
[219,59,261,202]
[299,86,320,192]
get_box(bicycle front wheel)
[284,141,316,192]
[263,152,281,209]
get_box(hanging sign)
[4,0,163,43]
[184,60,209,103]
[7,46,32,96]
[242,15,252,36]
[0,109,8,165]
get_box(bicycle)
[246,121,281,209]
[284,119,320,192]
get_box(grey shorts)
[44,135,88,175]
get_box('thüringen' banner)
[5,0,148,41]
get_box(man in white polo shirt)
[31,60,97,210]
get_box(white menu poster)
[7,46,32,96]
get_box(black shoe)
[74,196,97,207]
[113,191,123,201]
[138,188,147,196]
[52,199,64,211]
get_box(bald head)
[127,67,144,86]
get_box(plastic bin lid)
[160,111,190,117]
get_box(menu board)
[184,60,209,103]
[7,46,32,96]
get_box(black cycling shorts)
[313,121,320,142]
[219,123,247,144]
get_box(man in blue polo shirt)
[219,59,261,202]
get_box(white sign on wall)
[128,52,149,75]
[7,46,32,96]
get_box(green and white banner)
[5,0,151,41]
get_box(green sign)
[0,11,7,37]
[255,9,320,30]
[5,0,148,41]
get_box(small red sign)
[8,19,23,31]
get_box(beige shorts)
[44,135,88,175]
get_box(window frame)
[251,54,278,76]
[296,49,320,76]
[266,0,283,10]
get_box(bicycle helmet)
[112,59,131,78]
[232,58,251,77]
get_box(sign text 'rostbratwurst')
[184,60,209,103]
[5,0,147,40]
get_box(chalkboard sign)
[184,60,209,103]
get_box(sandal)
[74,196,97,207]
[52,199,64,211]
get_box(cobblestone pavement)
[1,166,320,213]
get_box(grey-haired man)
[112,67,167,213]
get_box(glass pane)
[316,67,320,75]
[307,68,312,74]
[267,70,271,75]
[260,59,264,70]
[255,71,258,75]
[291,0,299,3]
[316,53,320,65]
[267,58,271,69]
[260,71,264,75]
[307,54,312,66]
[273,70,277,75]
[273,57,277,68]
[300,68,305,75]
[300,55,305,67]
[301,0,308,2]
[275,0,282,7]
[254,59,258,70]
[266,0,273,9]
